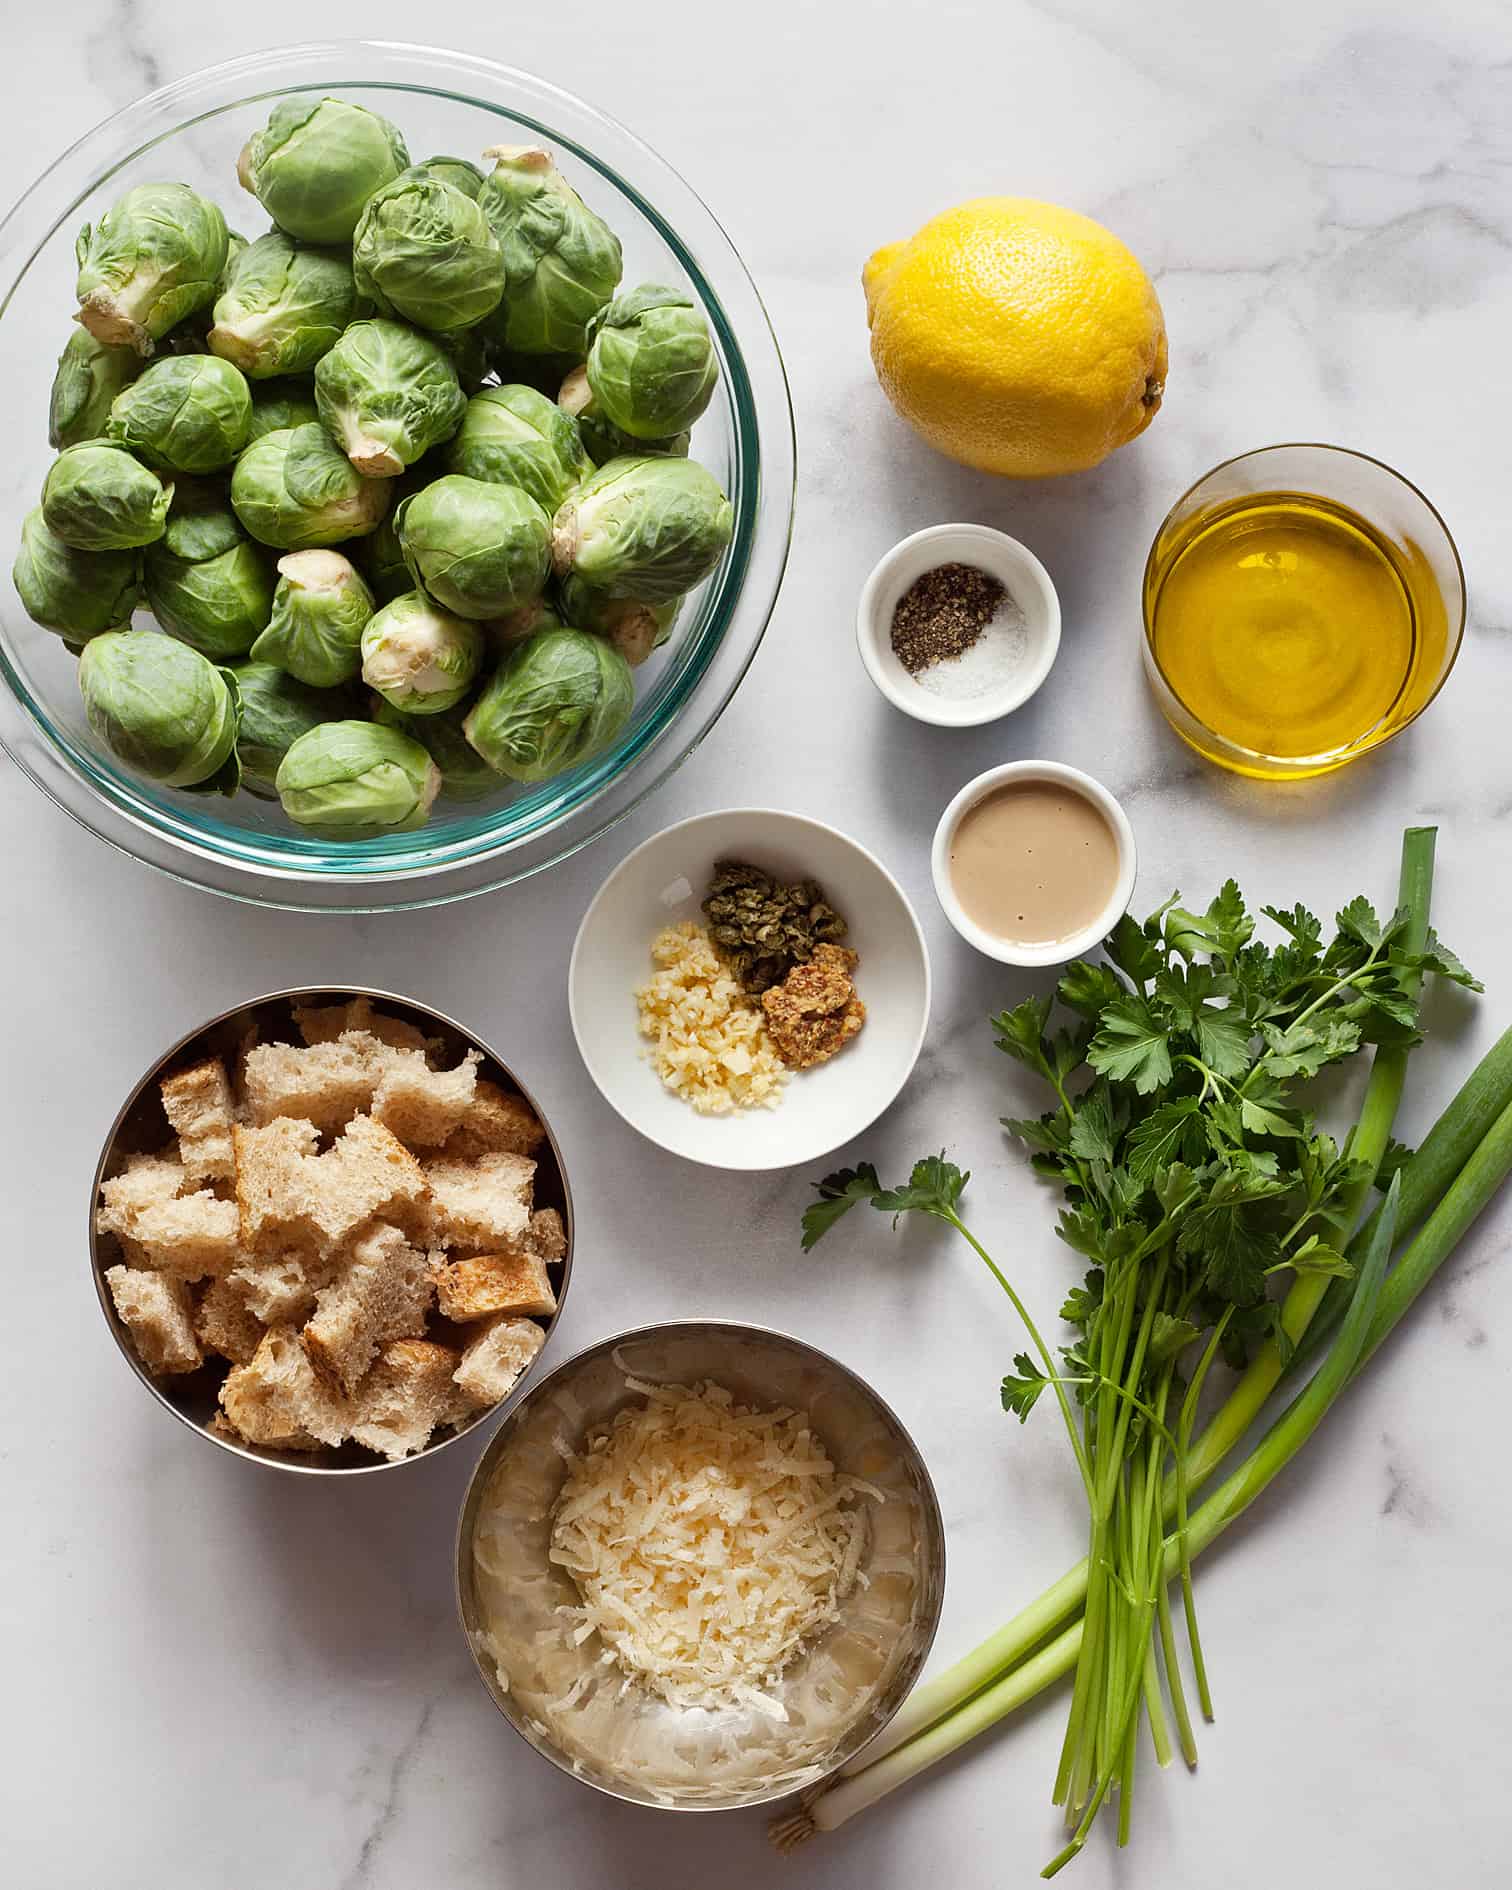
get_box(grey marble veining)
[4,3,1512,1886]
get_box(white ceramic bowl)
[569,810,930,1170]
[931,761,1137,967]
[856,523,1061,727]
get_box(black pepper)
[889,561,1006,675]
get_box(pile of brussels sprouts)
[13,97,735,835]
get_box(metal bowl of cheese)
[454,1320,946,1809]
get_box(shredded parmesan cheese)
[634,922,788,1114]
[548,1378,879,1716]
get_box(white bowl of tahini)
[931,761,1137,967]
[569,808,931,1170]
[856,522,1061,727]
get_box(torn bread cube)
[220,1327,350,1450]
[123,1190,241,1282]
[312,1115,428,1246]
[442,1081,546,1160]
[349,1338,465,1460]
[231,1249,320,1326]
[95,1151,188,1239]
[194,1276,264,1365]
[160,1057,236,1183]
[527,1207,566,1263]
[433,1244,557,1323]
[240,1033,384,1133]
[303,1224,434,1395]
[423,1150,535,1250]
[106,1266,202,1375]
[234,1118,323,1252]
[294,996,431,1055]
[372,1048,481,1148]
[453,1315,545,1409]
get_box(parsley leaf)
[1058,959,1127,1019]
[991,996,1054,1076]
[873,1154,968,1222]
[1125,1097,1205,1182]
[801,1165,884,1250]
[1104,913,1166,988]
[1086,994,1174,1094]
[1001,1353,1049,1422]
[1405,928,1483,992]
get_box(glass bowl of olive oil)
[1142,444,1464,779]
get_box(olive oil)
[1144,491,1450,777]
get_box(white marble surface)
[5,4,1512,1885]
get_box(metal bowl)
[455,1320,946,1810]
[89,984,574,1475]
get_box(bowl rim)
[1139,439,1467,775]
[855,521,1062,728]
[566,805,933,1170]
[87,981,575,1475]
[931,760,1138,966]
[0,41,796,911]
[453,1315,948,1812]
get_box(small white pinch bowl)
[569,809,931,1170]
[856,522,1061,727]
[931,761,1137,968]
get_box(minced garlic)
[634,921,788,1114]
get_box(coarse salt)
[916,593,1030,700]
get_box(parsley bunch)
[802,843,1478,1870]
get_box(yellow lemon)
[863,199,1167,478]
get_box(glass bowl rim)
[1140,439,1467,771]
[0,40,795,908]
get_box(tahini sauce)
[949,781,1119,944]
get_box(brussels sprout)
[106,354,253,474]
[410,155,485,200]
[41,441,172,551]
[144,486,273,659]
[48,328,142,450]
[237,97,408,245]
[230,660,342,796]
[558,365,689,466]
[557,574,677,668]
[208,231,360,378]
[13,507,141,640]
[361,590,483,714]
[395,475,551,621]
[276,720,440,834]
[550,456,732,603]
[489,596,564,644]
[353,172,503,333]
[445,384,590,514]
[247,378,321,442]
[372,699,499,802]
[314,320,466,478]
[584,284,718,441]
[477,146,622,357]
[463,626,633,782]
[231,424,391,550]
[74,183,230,354]
[250,548,375,687]
[78,630,240,792]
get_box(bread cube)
[312,1115,429,1246]
[442,1080,545,1160]
[125,1191,242,1281]
[433,1245,557,1323]
[194,1276,264,1365]
[106,1265,202,1375]
[230,1249,319,1326]
[423,1150,534,1250]
[220,1327,350,1450]
[453,1315,545,1409]
[233,1118,323,1252]
[160,1057,236,1183]
[303,1224,434,1395]
[371,1048,480,1148]
[349,1338,464,1459]
[293,996,431,1054]
[95,1151,187,1238]
[240,1034,383,1133]
[527,1207,567,1262]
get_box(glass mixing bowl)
[0,42,794,910]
